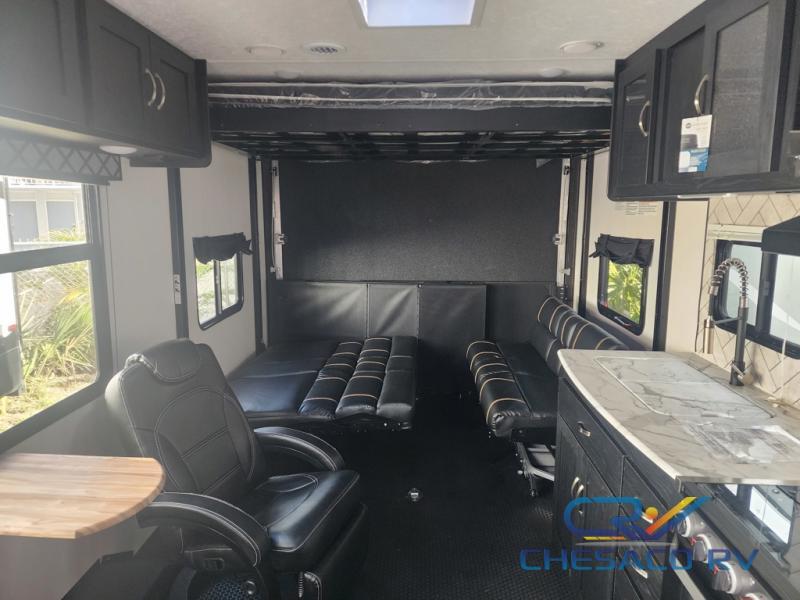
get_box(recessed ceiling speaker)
[302,42,346,55]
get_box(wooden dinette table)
[0,453,165,539]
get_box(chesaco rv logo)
[519,496,759,573]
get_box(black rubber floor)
[335,394,576,600]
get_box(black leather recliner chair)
[105,339,368,600]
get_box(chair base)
[298,503,369,600]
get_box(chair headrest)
[126,339,203,383]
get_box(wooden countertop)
[0,453,165,539]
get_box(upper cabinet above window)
[0,0,86,129]
[0,0,211,168]
[609,0,800,199]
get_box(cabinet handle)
[693,74,709,116]
[638,100,651,138]
[577,421,592,437]
[574,483,586,499]
[570,476,581,498]
[155,72,166,111]
[144,68,157,107]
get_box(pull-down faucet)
[702,257,752,386]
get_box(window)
[714,240,800,358]
[717,484,796,551]
[0,176,110,442]
[195,255,243,329]
[598,258,648,335]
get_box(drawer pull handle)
[570,476,581,498]
[638,100,651,138]
[144,68,157,107]
[577,421,592,437]
[155,72,166,111]
[693,74,709,116]
[574,483,586,499]
[631,563,649,579]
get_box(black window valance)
[590,234,654,268]
[193,233,252,264]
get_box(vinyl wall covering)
[278,159,561,282]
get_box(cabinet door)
[554,420,585,550]
[84,0,153,143]
[0,0,85,127]
[701,0,791,178]
[609,50,660,197]
[579,458,618,600]
[658,28,706,186]
[149,35,201,154]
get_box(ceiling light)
[540,67,567,78]
[358,0,476,27]
[99,145,137,155]
[302,42,346,55]
[560,40,604,55]
[245,44,286,58]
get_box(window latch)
[274,233,287,245]
[552,233,563,246]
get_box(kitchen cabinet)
[553,386,620,600]
[0,0,86,129]
[608,49,661,197]
[610,0,800,198]
[700,0,787,178]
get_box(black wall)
[279,159,561,282]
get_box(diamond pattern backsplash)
[696,194,800,407]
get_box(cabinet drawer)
[622,550,664,600]
[613,569,644,600]
[558,379,623,493]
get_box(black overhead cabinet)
[0,0,210,167]
[609,0,800,199]
[0,0,86,130]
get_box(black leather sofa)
[467,295,627,441]
[106,339,368,600]
[230,336,418,431]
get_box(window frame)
[713,239,800,359]
[0,181,112,453]
[196,253,244,330]
[597,256,648,336]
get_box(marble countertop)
[558,349,800,485]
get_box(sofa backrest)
[531,296,627,374]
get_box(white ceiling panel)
[107,0,703,82]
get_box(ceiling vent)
[302,42,346,56]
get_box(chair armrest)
[137,492,269,568]
[254,426,344,471]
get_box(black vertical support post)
[653,201,676,351]
[563,157,582,305]
[167,168,189,338]
[249,157,265,353]
[577,154,594,317]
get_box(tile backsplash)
[696,194,800,407]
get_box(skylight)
[358,0,476,28]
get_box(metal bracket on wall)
[271,160,285,280]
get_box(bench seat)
[231,336,418,431]
[468,296,626,440]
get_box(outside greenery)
[0,231,96,433]
[605,261,644,324]
[196,259,216,324]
